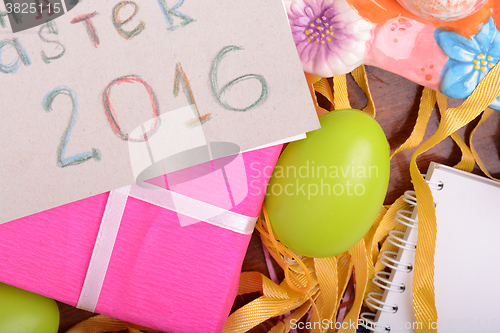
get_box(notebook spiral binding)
[359,179,443,333]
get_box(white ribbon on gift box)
[76,182,258,312]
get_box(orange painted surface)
[493,0,500,31]
[345,0,419,24]
[346,0,494,37]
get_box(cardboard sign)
[0,0,319,224]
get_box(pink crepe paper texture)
[0,145,281,333]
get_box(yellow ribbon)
[65,315,153,333]
[223,203,380,333]
[338,240,368,333]
[305,72,331,117]
[470,107,498,180]
[390,87,436,158]
[234,64,500,332]
[306,65,375,117]
[435,92,476,172]
[351,65,376,117]
[223,201,390,333]
[313,76,334,107]
[333,75,351,110]
[411,62,500,332]
[224,67,391,332]
[364,196,411,303]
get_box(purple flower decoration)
[286,0,373,77]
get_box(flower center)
[473,53,496,72]
[304,15,333,44]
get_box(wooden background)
[56,65,500,332]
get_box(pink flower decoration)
[286,0,374,77]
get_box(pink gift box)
[0,145,281,333]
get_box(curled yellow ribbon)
[411,62,500,332]
[65,315,154,333]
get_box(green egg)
[265,109,390,258]
[0,282,60,333]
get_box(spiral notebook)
[362,162,500,332]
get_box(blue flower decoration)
[435,18,500,110]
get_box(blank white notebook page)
[374,162,500,332]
